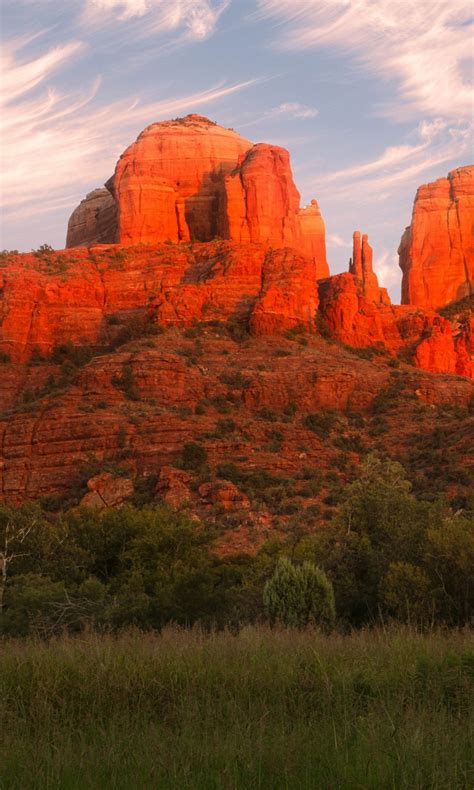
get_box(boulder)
[81,472,133,508]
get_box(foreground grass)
[1,626,473,789]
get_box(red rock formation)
[250,248,319,335]
[66,115,329,276]
[66,188,117,247]
[297,199,328,277]
[1,243,472,378]
[0,243,321,362]
[349,231,390,304]
[111,115,252,245]
[399,166,474,309]
[221,144,329,278]
[1,337,472,504]
[318,232,473,377]
[81,472,134,508]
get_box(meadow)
[1,625,472,789]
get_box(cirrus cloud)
[256,0,473,121]
[0,36,258,231]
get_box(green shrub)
[263,557,335,629]
[31,243,54,258]
[302,411,338,438]
[215,418,236,435]
[181,442,207,471]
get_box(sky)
[1,0,473,300]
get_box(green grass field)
[1,626,473,789]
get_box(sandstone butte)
[399,165,474,310]
[0,115,473,523]
[67,114,329,279]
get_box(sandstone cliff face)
[297,200,328,277]
[220,144,329,278]
[318,232,473,377]
[0,244,473,510]
[112,115,252,245]
[399,166,474,309]
[0,243,321,363]
[66,115,329,276]
[1,335,472,504]
[66,188,118,247]
[1,243,472,379]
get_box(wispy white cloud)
[298,120,471,203]
[374,250,401,292]
[256,1,473,121]
[0,37,258,227]
[82,0,230,40]
[327,233,350,249]
[273,102,318,119]
[237,101,318,129]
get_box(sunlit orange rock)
[1,242,471,378]
[221,144,329,278]
[349,231,390,304]
[318,232,473,377]
[111,115,252,245]
[399,166,474,309]
[250,247,320,335]
[297,199,328,277]
[66,115,329,276]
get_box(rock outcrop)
[66,188,117,247]
[220,144,328,278]
[0,243,472,511]
[66,115,329,276]
[81,472,134,508]
[349,231,390,304]
[317,231,473,377]
[0,243,321,362]
[1,333,472,504]
[399,166,474,310]
[111,114,252,245]
[1,242,472,378]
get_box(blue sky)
[1,1,472,299]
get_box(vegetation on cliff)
[1,456,472,637]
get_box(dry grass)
[1,625,473,788]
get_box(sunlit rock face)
[65,115,329,277]
[399,166,474,310]
[111,114,252,245]
[219,143,329,279]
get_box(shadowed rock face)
[399,166,474,310]
[66,188,117,247]
[66,115,328,276]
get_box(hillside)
[0,115,472,555]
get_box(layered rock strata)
[318,232,472,377]
[66,115,328,277]
[399,166,474,309]
[1,243,472,377]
